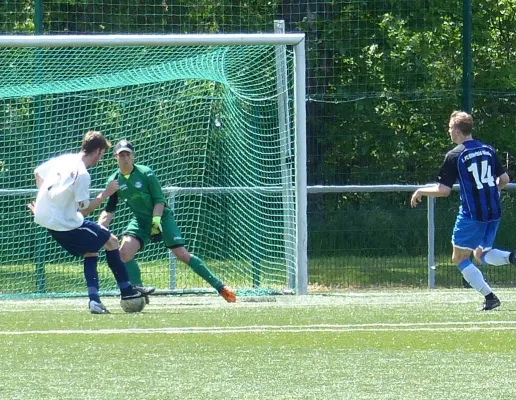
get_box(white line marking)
[1,321,515,335]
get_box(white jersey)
[34,153,90,231]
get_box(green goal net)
[0,34,305,299]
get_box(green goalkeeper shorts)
[123,212,186,250]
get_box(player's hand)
[151,216,162,235]
[27,201,35,215]
[410,190,423,208]
[104,180,119,197]
[150,232,162,243]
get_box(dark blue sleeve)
[104,192,118,213]
[493,152,506,177]
[436,151,458,189]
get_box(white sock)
[483,249,510,266]
[461,264,492,296]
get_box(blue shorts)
[48,219,111,257]
[452,214,500,251]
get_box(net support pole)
[294,39,308,295]
[34,96,46,293]
[427,197,436,289]
[34,5,46,293]
[168,189,177,290]
[462,0,473,113]
[275,20,297,291]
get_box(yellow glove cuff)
[152,216,161,225]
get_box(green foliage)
[3,2,516,184]
[0,0,34,33]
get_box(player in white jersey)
[34,152,93,231]
[30,131,153,313]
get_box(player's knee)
[104,234,120,251]
[473,247,484,262]
[172,247,190,263]
[451,254,465,265]
[119,247,133,262]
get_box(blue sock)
[105,249,131,290]
[84,256,101,303]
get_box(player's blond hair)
[80,131,112,154]
[449,111,473,135]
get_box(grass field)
[0,289,515,400]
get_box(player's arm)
[493,152,510,190]
[152,203,164,218]
[98,210,114,228]
[150,202,165,235]
[79,180,119,216]
[147,169,166,207]
[146,169,166,233]
[33,158,55,188]
[98,193,118,228]
[410,183,452,207]
[411,152,455,208]
[30,163,48,214]
[497,173,510,190]
[34,172,44,189]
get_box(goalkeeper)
[98,140,236,303]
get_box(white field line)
[1,321,516,335]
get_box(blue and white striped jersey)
[437,139,505,222]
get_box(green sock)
[125,258,142,286]
[189,255,223,291]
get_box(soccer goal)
[0,34,307,298]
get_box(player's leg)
[102,233,152,300]
[118,234,155,303]
[82,252,109,314]
[102,233,132,290]
[101,233,152,299]
[48,221,119,313]
[161,213,236,302]
[83,253,100,303]
[120,219,153,287]
[171,245,221,289]
[474,220,506,310]
[119,235,143,285]
[81,249,111,314]
[170,246,236,302]
[476,220,514,266]
[171,246,221,289]
[452,215,498,310]
[453,245,492,294]
[48,223,108,312]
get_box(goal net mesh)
[0,41,297,298]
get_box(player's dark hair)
[81,131,112,154]
[450,111,473,135]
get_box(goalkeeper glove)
[151,216,162,235]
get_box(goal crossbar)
[0,34,306,48]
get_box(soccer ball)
[120,297,146,313]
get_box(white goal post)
[0,33,308,296]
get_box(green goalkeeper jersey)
[105,164,169,220]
